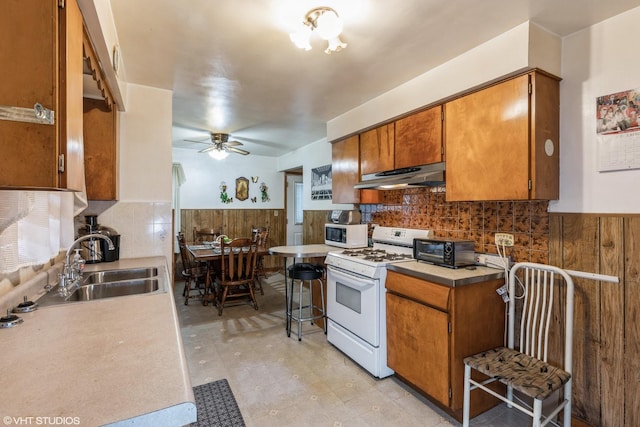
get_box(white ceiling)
[109,0,640,157]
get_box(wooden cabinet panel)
[445,71,559,201]
[331,135,361,204]
[386,270,505,421]
[331,135,381,204]
[0,0,83,190]
[387,292,450,406]
[58,0,84,191]
[360,123,395,174]
[386,270,450,310]
[445,74,530,201]
[84,98,118,200]
[395,106,442,168]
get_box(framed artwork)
[311,164,332,200]
[235,177,249,201]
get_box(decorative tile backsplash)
[360,187,549,264]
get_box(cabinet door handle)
[0,103,55,125]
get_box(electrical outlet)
[495,233,514,247]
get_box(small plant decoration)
[259,182,270,202]
[219,182,232,204]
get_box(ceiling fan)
[185,133,250,158]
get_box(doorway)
[285,170,303,246]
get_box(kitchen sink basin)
[68,279,160,302]
[36,265,166,307]
[81,267,158,284]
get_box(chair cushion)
[464,347,571,400]
[288,263,324,280]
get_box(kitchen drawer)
[386,270,450,311]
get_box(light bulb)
[315,10,342,40]
[208,149,229,160]
[290,24,312,50]
[325,36,347,54]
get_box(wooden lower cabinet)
[386,270,505,421]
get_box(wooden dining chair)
[251,226,270,295]
[214,238,259,316]
[193,227,221,243]
[177,232,209,305]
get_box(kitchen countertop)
[387,260,505,286]
[0,257,196,426]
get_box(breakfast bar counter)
[0,257,196,426]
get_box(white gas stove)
[325,226,432,378]
[325,226,432,277]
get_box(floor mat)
[192,379,246,427]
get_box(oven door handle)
[327,265,375,289]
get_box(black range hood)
[354,162,445,190]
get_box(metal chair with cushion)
[177,232,210,305]
[462,262,575,427]
[214,238,259,316]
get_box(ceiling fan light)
[325,36,347,54]
[315,9,343,40]
[290,25,312,50]
[208,149,229,160]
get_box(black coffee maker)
[78,215,120,263]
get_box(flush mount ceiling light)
[208,149,229,160]
[290,6,347,54]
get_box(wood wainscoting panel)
[180,209,285,271]
[303,210,330,244]
[624,217,640,427]
[599,217,625,427]
[550,213,637,427]
[559,215,601,423]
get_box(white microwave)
[324,223,368,248]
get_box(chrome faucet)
[59,234,115,294]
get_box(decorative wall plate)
[235,177,249,201]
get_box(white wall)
[278,138,355,211]
[327,21,561,141]
[89,83,174,263]
[173,148,284,209]
[549,7,640,213]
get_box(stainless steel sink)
[68,279,160,301]
[36,265,166,306]
[81,267,158,284]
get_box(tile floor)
[174,274,532,427]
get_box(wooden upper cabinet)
[332,135,361,204]
[360,123,395,175]
[444,71,560,201]
[331,135,381,204]
[0,0,84,190]
[84,98,118,200]
[395,106,443,168]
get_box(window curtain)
[0,191,75,274]
[172,163,186,253]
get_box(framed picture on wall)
[235,177,249,201]
[311,164,332,200]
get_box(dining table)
[187,241,271,305]
[268,244,336,335]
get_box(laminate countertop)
[387,260,505,287]
[0,257,196,427]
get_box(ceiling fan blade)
[226,146,250,155]
[225,140,243,146]
[185,138,211,145]
[198,146,216,153]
